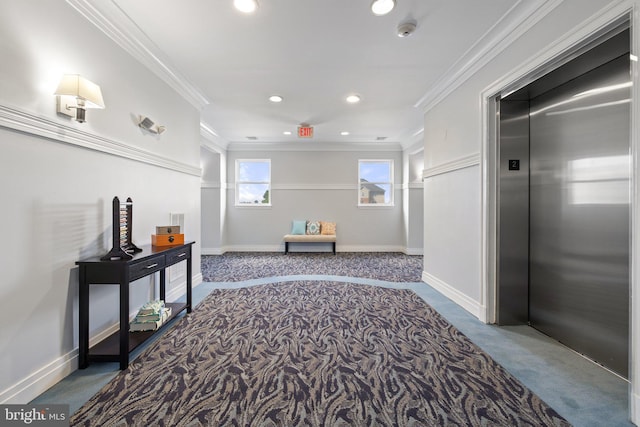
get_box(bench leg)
[333,242,336,255]
[285,242,289,254]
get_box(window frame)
[358,159,394,207]
[235,159,272,207]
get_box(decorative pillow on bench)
[320,221,336,235]
[306,220,321,235]
[291,220,307,235]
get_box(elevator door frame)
[479,8,637,419]
[483,14,632,323]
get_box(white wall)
[201,145,224,254]
[421,0,639,422]
[0,1,202,403]
[404,147,424,255]
[217,145,406,252]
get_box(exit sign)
[298,125,314,138]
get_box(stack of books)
[130,300,172,332]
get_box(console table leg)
[159,269,166,302]
[186,256,192,313]
[119,274,130,370]
[78,266,89,369]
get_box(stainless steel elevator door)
[529,55,630,377]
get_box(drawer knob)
[145,263,159,269]
[168,235,175,243]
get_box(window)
[358,160,393,206]
[236,159,271,206]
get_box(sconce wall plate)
[56,95,78,118]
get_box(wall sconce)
[54,74,105,123]
[138,116,166,134]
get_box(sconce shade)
[54,74,105,109]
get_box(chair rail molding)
[423,153,481,180]
[0,103,201,177]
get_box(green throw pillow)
[291,220,307,235]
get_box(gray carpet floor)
[32,253,632,426]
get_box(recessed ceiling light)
[269,95,283,103]
[371,0,395,16]
[283,131,292,135]
[234,0,258,13]
[341,131,350,136]
[346,94,361,104]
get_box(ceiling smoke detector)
[397,20,417,37]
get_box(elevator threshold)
[524,324,629,382]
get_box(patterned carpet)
[71,281,569,426]
[201,252,424,282]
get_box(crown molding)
[66,0,209,110]
[404,140,425,156]
[414,0,563,113]
[482,0,632,100]
[0,103,201,177]
[200,122,229,153]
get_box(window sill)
[234,204,272,209]
[357,204,395,209]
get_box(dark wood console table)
[76,242,195,370]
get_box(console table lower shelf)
[77,242,194,370]
[86,302,187,363]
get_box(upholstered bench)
[284,220,336,254]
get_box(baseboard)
[0,273,204,405]
[201,247,224,255]
[334,245,406,253]
[209,245,418,254]
[192,272,203,287]
[222,245,283,253]
[421,271,485,321]
[0,349,77,404]
[404,247,424,256]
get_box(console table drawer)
[129,255,165,280]
[166,246,191,266]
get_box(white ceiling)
[80,0,546,149]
